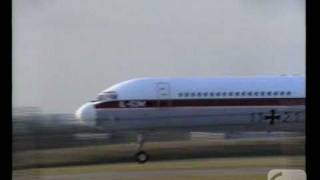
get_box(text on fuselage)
[119,101,147,108]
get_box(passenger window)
[222,92,226,96]
[235,92,240,96]
[267,91,272,96]
[203,92,208,97]
[248,92,252,96]
[216,92,221,96]
[287,91,291,96]
[184,92,189,97]
[228,92,233,96]
[273,91,279,96]
[197,92,202,97]
[210,92,214,96]
[241,92,246,96]
[191,92,195,97]
[280,91,285,96]
[254,92,259,96]
[260,92,265,96]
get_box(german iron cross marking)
[264,109,281,125]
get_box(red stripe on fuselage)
[94,98,305,109]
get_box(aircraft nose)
[75,102,96,126]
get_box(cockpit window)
[96,91,118,101]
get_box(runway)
[15,168,270,180]
[13,156,305,180]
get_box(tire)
[135,151,149,163]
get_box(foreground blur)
[13,108,305,180]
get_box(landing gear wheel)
[135,151,149,163]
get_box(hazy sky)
[13,0,305,113]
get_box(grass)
[14,156,304,176]
[13,137,305,169]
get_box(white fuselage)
[75,76,305,133]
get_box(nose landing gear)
[135,134,150,163]
[135,150,149,163]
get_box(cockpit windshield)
[95,91,118,101]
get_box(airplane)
[75,75,305,163]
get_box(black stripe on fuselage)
[94,98,305,109]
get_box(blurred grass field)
[13,130,305,180]
[14,155,304,180]
[16,156,305,175]
[13,136,304,169]
[13,111,306,179]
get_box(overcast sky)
[13,0,305,114]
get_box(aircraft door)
[156,82,171,107]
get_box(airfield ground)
[13,136,304,169]
[13,155,304,180]
[13,136,304,180]
[13,115,305,179]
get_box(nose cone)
[75,103,96,126]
